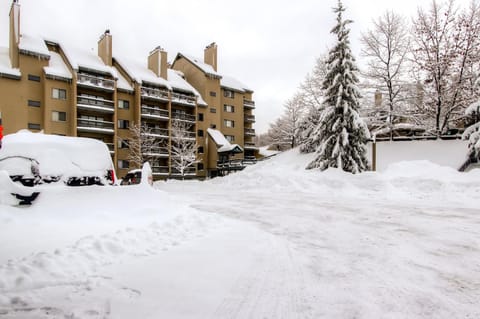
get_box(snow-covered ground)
[1,140,479,318]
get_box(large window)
[52,88,67,100]
[52,111,66,122]
[223,90,234,98]
[118,119,130,129]
[224,105,234,113]
[118,100,130,109]
[224,120,235,128]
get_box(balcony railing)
[172,130,196,139]
[77,73,115,90]
[144,127,169,137]
[141,86,169,101]
[143,146,169,156]
[172,112,196,122]
[243,99,255,108]
[141,105,169,119]
[77,96,114,112]
[244,142,258,149]
[171,167,196,175]
[77,118,114,133]
[244,115,256,123]
[172,92,196,106]
[152,165,169,175]
[244,128,256,136]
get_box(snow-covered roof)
[207,128,243,153]
[62,45,115,76]
[0,47,21,78]
[220,74,253,93]
[18,34,50,58]
[114,56,171,90]
[372,123,426,136]
[168,69,207,106]
[43,51,72,80]
[114,66,134,92]
[176,54,222,79]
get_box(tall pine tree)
[306,0,370,173]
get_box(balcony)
[77,118,114,134]
[77,96,114,113]
[172,130,196,140]
[152,165,169,175]
[143,146,169,157]
[244,142,258,150]
[172,92,196,106]
[244,128,256,136]
[141,86,169,101]
[143,127,169,138]
[77,73,114,91]
[244,115,256,123]
[172,112,196,123]
[171,167,196,176]
[243,99,255,109]
[141,105,169,120]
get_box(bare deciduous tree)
[412,0,480,134]
[361,11,410,138]
[126,123,157,169]
[170,119,197,179]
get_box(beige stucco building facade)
[0,1,257,179]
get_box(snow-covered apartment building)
[0,0,257,179]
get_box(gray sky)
[0,0,472,133]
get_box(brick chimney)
[148,46,168,80]
[204,42,217,71]
[9,0,20,68]
[98,29,112,66]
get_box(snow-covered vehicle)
[0,131,116,198]
[120,169,142,185]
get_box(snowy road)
[157,150,480,318]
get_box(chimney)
[204,42,217,71]
[374,89,382,108]
[98,29,112,66]
[9,0,20,68]
[148,46,168,80]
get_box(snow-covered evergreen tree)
[460,76,480,171]
[306,0,370,173]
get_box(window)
[224,105,234,113]
[118,119,130,129]
[118,139,129,149]
[118,100,130,109]
[198,129,204,137]
[225,135,235,142]
[198,113,204,121]
[224,90,234,98]
[28,123,41,130]
[198,146,204,154]
[52,111,66,122]
[209,91,217,97]
[28,74,40,82]
[210,108,216,113]
[52,88,67,100]
[28,100,41,107]
[197,163,204,171]
[224,120,235,128]
[118,160,130,169]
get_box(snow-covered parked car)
[0,130,116,189]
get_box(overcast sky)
[0,0,473,133]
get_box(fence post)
[372,135,376,172]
